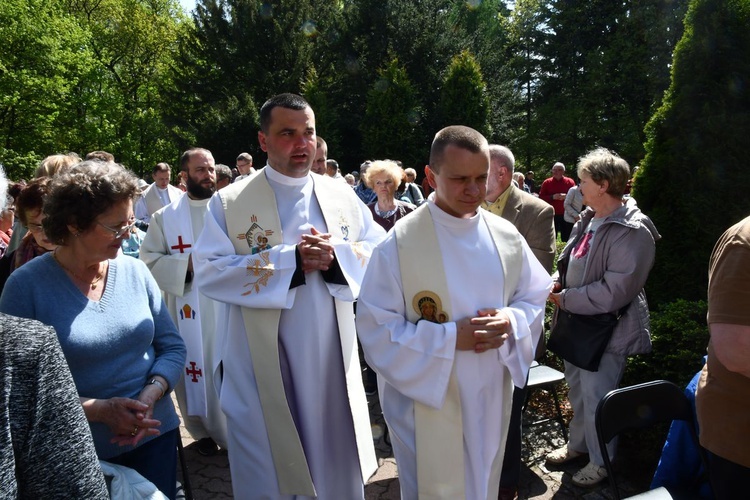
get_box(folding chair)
[523,360,568,441]
[595,380,710,500]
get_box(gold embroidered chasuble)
[219,170,377,496]
[394,204,522,499]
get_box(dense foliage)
[634,0,750,305]
[0,0,185,178]
[623,299,709,388]
[436,51,491,138]
[1,0,690,179]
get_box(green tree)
[447,0,518,144]
[634,0,750,306]
[530,0,687,171]
[301,67,341,164]
[167,0,341,165]
[325,0,454,169]
[502,0,551,169]
[0,0,90,166]
[623,299,708,387]
[436,51,491,137]
[67,0,185,174]
[361,58,423,166]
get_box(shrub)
[634,0,750,307]
[623,299,708,388]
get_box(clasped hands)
[86,383,164,447]
[456,308,512,353]
[297,227,335,273]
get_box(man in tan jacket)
[482,144,555,500]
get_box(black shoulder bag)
[547,254,630,372]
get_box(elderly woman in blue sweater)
[0,161,186,498]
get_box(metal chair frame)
[522,360,568,442]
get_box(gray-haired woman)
[545,148,660,487]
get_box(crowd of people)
[0,92,742,500]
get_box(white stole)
[395,205,522,499]
[144,184,167,216]
[162,196,207,417]
[221,170,370,496]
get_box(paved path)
[176,393,651,499]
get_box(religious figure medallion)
[413,291,448,324]
[338,213,351,241]
[237,215,274,254]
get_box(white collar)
[264,164,310,187]
[427,199,481,229]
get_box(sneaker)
[546,446,587,464]
[572,462,608,487]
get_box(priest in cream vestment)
[135,162,183,224]
[357,126,552,500]
[140,148,227,449]
[193,94,382,499]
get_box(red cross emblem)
[171,235,192,253]
[185,361,203,382]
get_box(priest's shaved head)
[260,93,311,133]
[429,125,488,173]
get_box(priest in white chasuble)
[140,148,228,453]
[193,93,383,499]
[357,126,552,500]
[135,162,183,224]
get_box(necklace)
[53,250,105,289]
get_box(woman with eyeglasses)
[0,160,186,498]
[0,177,57,293]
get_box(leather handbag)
[548,245,629,372]
[547,308,626,372]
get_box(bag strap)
[559,219,633,319]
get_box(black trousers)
[708,451,750,499]
[499,384,527,491]
[554,214,573,242]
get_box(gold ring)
[131,426,138,436]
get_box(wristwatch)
[148,378,167,400]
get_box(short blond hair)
[363,160,403,189]
[35,153,81,178]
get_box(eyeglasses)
[27,222,45,233]
[97,217,137,238]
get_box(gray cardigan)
[555,203,661,356]
[1,314,108,498]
